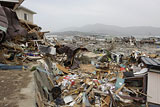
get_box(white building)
[16,6,36,24]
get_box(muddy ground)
[0,70,31,107]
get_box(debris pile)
[0,3,48,69]
[34,37,160,106]
[0,1,160,107]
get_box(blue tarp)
[0,64,27,70]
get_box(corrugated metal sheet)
[141,57,160,70]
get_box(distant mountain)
[51,31,97,36]
[57,24,160,36]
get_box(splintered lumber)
[137,91,152,98]
[86,84,94,94]
[128,88,152,98]
[2,42,23,52]
[105,95,111,105]
[47,76,54,87]
[101,96,111,106]
[53,37,61,47]
[76,85,93,104]
[56,64,69,74]
[37,92,45,107]
[108,89,117,107]
[76,84,92,104]
[75,93,83,104]
[115,84,125,94]
[67,88,83,95]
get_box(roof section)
[18,6,37,14]
[0,0,20,9]
[141,57,160,70]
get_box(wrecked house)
[141,57,160,105]
[16,6,37,24]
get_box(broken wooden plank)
[56,64,69,74]
[47,76,54,87]
[86,84,94,94]
[108,89,117,107]
[137,90,152,98]
[115,84,125,94]
[105,95,111,105]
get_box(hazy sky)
[22,0,160,31]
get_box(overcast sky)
[22,0,160,31]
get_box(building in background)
[15,6,36,24]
